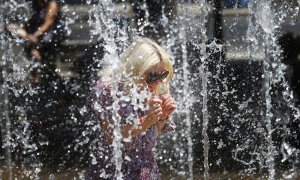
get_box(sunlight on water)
[1,0,300,179]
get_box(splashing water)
[1,0,300,179]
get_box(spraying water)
[0,0,300,179]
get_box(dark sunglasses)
[145,70,169,84]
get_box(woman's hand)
[7,26,38,44]
[16,28,28,39]
[144,95,163,125]
[160,94,176,120]
[25,33,38,44]
[4,24,28,39]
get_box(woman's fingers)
[149,96,162,112]
[16,28,27,38]
[154,106,163,114]
[162,97,175,108]
[163,105,176,115]
[160,96,176,116]
[146,95,164,123]
[147,94,176,123]
[162,98,172,107]
[160,94,171,101]
[150,96,162,104]
[146,106,162,125]
[149,104,162,116]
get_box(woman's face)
[142,61,168,94]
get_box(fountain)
[1,0,300,179]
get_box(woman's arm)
[156,94,176,134]
[32,1,58,38]
[101,115,159,144]
[155,118,169,133]
[101,95,163,144]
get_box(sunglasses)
[145,70,169,84]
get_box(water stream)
[1,0,300,179]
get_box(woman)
[23,0,65,60]
[6,0,66,84]
[87,38,176,179]
[6,0,65,70]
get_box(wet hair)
[99,38,173,93]
[117,38,173,92]
[119,38,172,77]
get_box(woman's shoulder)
[87,79,113,108]
[92,78,112,95]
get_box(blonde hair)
[115,38,173,93]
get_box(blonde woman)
[87,38,176,179]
